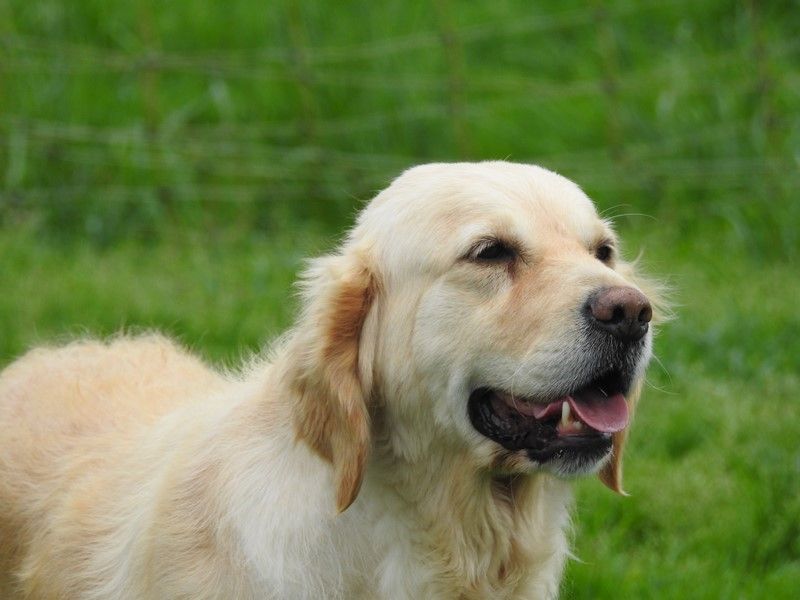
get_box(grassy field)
[3,0,799,255]
[1,0,799,597]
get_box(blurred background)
[1,0,798,597]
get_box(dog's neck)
[361,428,573,598]
[210,363,572,598]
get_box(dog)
[0,162,661,599]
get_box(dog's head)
[288,162,662,511]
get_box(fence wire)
[1,0,797,238]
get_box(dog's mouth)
[468,370,630,465]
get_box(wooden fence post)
[433,0,471,158]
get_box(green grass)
[1,0,799,596]
[0,227,330,364]
[566,230,800,599]
[2,0,799,258]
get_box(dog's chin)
[489,445,611,480]
[536,442,612,478]
[468,369,631,477]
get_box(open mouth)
[467,370,630,465]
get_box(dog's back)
[0,335,226,597]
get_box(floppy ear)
[287,252,377,513]
[599,261,671,494]
[598,380,641,495]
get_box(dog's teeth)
[574,421,583,430]
[561,401,570,426]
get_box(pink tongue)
[531,392,628,433]
[569,392,628,433]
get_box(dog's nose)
[586,287,652,343]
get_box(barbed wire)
[2,0,796,216]
[4,37,797,89]
[1,115,787,166]
[2,155,794,207]
[0,0,688,70]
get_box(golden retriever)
[0,162,661,599]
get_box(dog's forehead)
[355,162,607,257]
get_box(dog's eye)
[473,240,516,262]
[595,244,613,263]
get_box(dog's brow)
[463,234,526,261]
[593,227,619,248]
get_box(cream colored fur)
[0,162,659,599]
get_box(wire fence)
[0,1,664,70]
[1,0,798,251]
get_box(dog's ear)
[598,261,670,495]
[287,252,377,513]
[598,380,641,495]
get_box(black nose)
[585,286,652,343]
